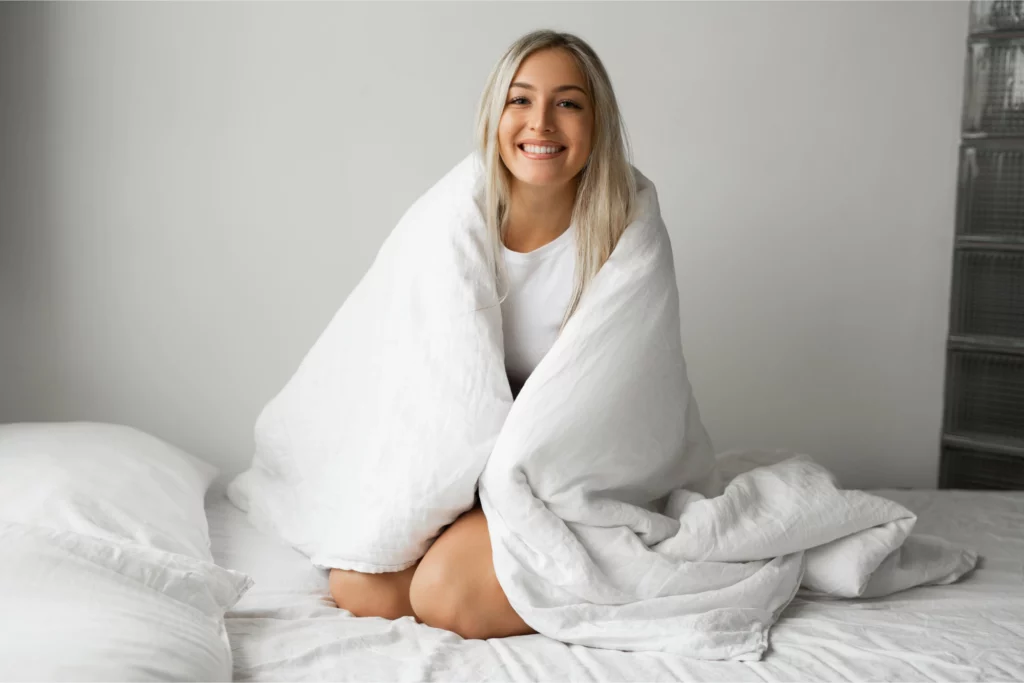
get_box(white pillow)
[0,421,218,561]
[0,521,252,682]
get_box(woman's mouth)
[518,143,566,160]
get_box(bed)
[207,484,1024,682]
[3,422,1019,681]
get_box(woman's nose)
[529,103,555,132]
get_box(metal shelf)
[956,236,1024,250]
[943,431,1024,458]
[949,334,1024,354]
[969,30,1024,41]
[944,2,1024,488]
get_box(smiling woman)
[328,28,637,641]
[498,49,594,244]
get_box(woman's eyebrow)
[510,82,588,96]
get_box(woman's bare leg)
[409,506,535,639]
[329,562,419,620]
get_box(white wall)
[0,2,968,488]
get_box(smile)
[518,144,566,160]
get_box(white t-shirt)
[500,226,576,397]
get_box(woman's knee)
[408,554,484,638]
[329,566,417,620]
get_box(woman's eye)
[507,97,582,109]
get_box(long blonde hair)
[475,30,637,330]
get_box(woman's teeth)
[520,144,565,156]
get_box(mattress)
[207,485,1024,681]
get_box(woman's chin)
[510,169,573,188]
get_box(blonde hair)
[475,29,637,330]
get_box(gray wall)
[0,2,968,488]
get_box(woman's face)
[498,48,594,190]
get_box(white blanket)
[228,151,976,660]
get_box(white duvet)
[228,151,976,660]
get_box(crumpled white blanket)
[228,151,977,660]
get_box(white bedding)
[227,152,973,656]
[0,423,252,682]
[208,485,1024,682]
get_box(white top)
[500,226,576,397]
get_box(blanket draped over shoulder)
[229,152,976,660]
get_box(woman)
[329,28,637,641]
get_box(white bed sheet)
[207,485,1024,681]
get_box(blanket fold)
[228,152,977,659]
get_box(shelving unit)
[940,0,1024,488]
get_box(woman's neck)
[503,177,578,253]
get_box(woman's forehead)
[512,49,586,89]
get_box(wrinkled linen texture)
[228,152,976,660]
